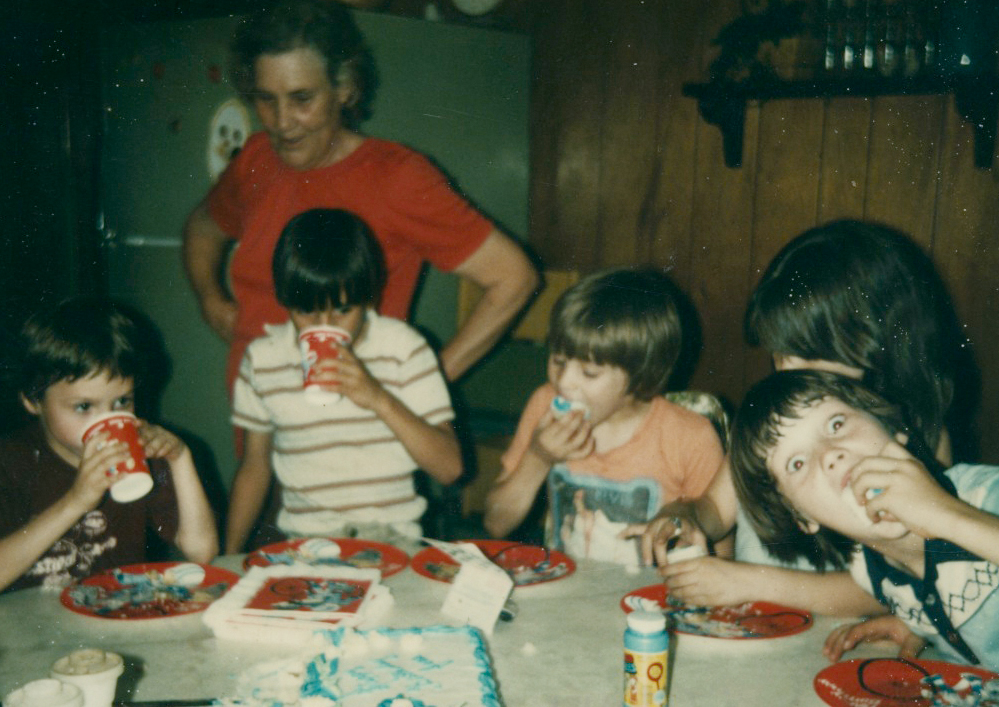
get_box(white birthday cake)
[215,625,503,707]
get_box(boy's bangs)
[281,271,352,314]
[548,318,630,369]
[19,299,148,402]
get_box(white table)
[0,554,896,706]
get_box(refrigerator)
[98,10,531,496]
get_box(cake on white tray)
[215,625,503,707]
[203,564,392,643]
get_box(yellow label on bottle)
[623,649,668,706]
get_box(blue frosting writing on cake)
[346,659,437,694]
[376,698,429,707]
[305,626,504,706]
[301,653,340,701]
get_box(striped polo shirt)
[232,312,454,536]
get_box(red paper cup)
[298,325,352,400]
[81,412,153,503]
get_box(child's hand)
[321,345,383,409]
[138,421,190,463]
[529,409,594,463]
[620,514,709,568]
[850,440,961,537]
[660,556,761,606]
[823,615,925,663]
[71,433,128,510]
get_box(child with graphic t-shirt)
[483,268,725,565]
[0,297,218,593]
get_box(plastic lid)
[51,648,124,677]
[627,610,667,634]
[3,678,84,707]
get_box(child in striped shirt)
[225,209,462,552]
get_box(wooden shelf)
[683,73,999,169]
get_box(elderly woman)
[183,0,537,391]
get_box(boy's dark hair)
[273,208,386,314]
[230,0,377,129]
[729,369,941,570]
[547,268,682,401]
[18,297,150,403]
[744,219,965,455]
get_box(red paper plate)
[243,537,409,578]
[60,562,239,620]
[815,658,999,707]
[410,539,576,587]
[620,583,812,639]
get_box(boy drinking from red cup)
[0,297,218,593]
[226,209,461,552]
[81,412,153,503]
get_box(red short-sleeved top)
[208,132,495,389]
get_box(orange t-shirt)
[502,384,724,509]
[501,385,725,562]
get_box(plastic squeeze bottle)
[623,610,669,707]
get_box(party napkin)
[203,564,392,642]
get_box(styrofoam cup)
[50,649,124,707]
[4,679,84,707]
[81,412,153,503]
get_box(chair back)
[665,391,731,451]
[457,269,579,344]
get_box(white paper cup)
[81,412,153,503]
[298,325,352,402]
[163,562,206,587]
[4,679,84,707]
[50,649,124,707]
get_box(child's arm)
[853,441,999,564]
[327,346,462,487]
[662,558,886,616]
[0,437,129,591]
[139,423,218,564]
[484,409,592,538]
[225,430,273,554]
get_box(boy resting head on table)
[0,297,218,593]
[730,369,999,669]
[483,268,725,565]
[225,208,461,553]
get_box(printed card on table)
[425,539,514,636]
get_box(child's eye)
[786,455,806,474]
[334,305,355,316]
[74,402,92,413]
[113,396,134,410]
[827,414,846,434]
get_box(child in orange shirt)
[484,269,724,565]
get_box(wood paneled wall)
[528,0,999,463]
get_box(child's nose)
[553,365,581,393]
[821,445,848,474]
